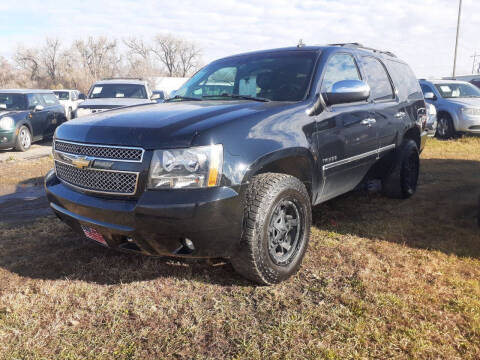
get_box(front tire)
[231,173,311,285]
[15,126,32,152]
[382,139,420,199]
[436,114,455,139]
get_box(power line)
[471,52,480,74]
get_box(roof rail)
[328,43,397,58]
[101,77,144,81]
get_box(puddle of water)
[0,184,45,205]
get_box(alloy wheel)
[267,199,302,266]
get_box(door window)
[321,53,361,92]
[361,57,394,101]
[26,94,44,110]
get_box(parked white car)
[53,90,85,120]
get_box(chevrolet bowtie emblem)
[71,157,91,169]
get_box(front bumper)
[457,113,480,133]
[0,130,15,149]
[45,169,245,258]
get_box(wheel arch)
[402,126,421,150]
[241,147,315,200]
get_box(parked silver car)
[419,79,480,138]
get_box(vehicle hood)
[442,98,480,108]
[78,98,152,108]
[55,101,290,149]
[0,110,27,119]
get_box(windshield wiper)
[202,94,271,102]
[165,95,202,102]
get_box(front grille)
[54,140,143,162]
[55,161,138,195]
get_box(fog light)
[0,137,7,143]
[182,238,195,251]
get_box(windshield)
[435,83,480,98]
[174,51,318,102]
[54,91,69,100]
[0,93,27,111]
[88,84,147,99]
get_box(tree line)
[0,34,202,93]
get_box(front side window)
[175,51,318,102]
[27,94,43,109]
[0,93,27,111]
[434,83,480,98]
[362,57,394,101]
[321,53,361,92]
[88,84,148,99]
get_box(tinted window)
[42,93,60,106]
[0,94,27,111]
[362,57,394,100]
[384,60,422,100]
[321,53,361,92]
[89,84,148,99]
[26,94,44,109]
[54,91,69,100]
[434,83,480,98]
[175,51,317,102]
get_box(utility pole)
[471,52,480,74]
[452,0,462,77]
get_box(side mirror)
[323,80,370,106]
[78,94,86,100]
[34,105,44,112]
[424,92,435,100]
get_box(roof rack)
[328,43,397,58]
[101,77,144,81]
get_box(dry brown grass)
[0,137,479,359]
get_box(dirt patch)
[0,137,479,359]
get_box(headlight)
[76,108,91,117]
[148,144,223,189]
[461,107,480,116]
[0,117,14,130]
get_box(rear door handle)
[360,118,376,126]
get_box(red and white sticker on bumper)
[81,225,108,246]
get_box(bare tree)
[178,41,201,77]
[0,57,15,87]
[73,37,121,80]
[42,38,62,84]
[152,34,180,76]
[15,46,41,82]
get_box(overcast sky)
[1,0,479,78]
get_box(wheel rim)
[20,128,31,148]
[437,118,447,136]
[267,199,303,265]
[403,152,419,195]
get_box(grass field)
[0,137,479,359]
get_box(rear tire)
[382,139,420,199]
[15,126,32,152]
[231,173,311,285]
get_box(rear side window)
[361,57,394,101]
[321,53,361,92]
[41,93,60,106]
[385,60,422,100]
[420,84,435,95]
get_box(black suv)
[45,44,427,284]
